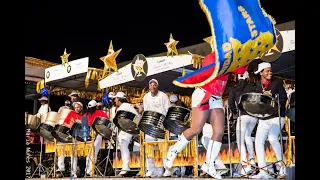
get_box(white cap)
[88,100,97,108]
[149,78,159,85]
[38,96,48,101]
[254,62,271,74]
[115,92,126,98]
[68,90,78,97]
[65,100,71,104]
[72,101,83,107]
[97,102,102,106]
[169,94,178,103]
[108,92,115,98]
[238,71,249,80]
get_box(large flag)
[174,0,277,88]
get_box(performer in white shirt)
[36,96,51,118]
[58,100,71,113]
[143,79,170,177]
[114,91,139,176]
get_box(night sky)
[25,0,294,68]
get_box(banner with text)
[45,57,89,83]
[99,55,192,89]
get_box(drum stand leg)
[226,107,233,178]
[94,139,114,176]
[47,139,65,178]
[84,137,105,178]
[31,137,48,178]
[276,94,286,178]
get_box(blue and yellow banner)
[174,0,277,87]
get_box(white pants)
[255,117,285,168]
[57,141,78,175]
[145,134,164,174]
[236,115,258,164]
[191,88,223,109]
[85,135,103,174]
[118,131,133,170]
[57,154,78,175]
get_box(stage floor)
[27,178,279,180]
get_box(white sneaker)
[241,165,253,175]
[277,162,286,178]
[163,169,172,177]
[119,170,128,175]
[208,164,222,179]
[215,163,229,176]
[251,171,273,179]
[71,173,77,178]
[145,170,157,177]
[201,163,222,179]
[164,146,178,169]
[201,163,209,173]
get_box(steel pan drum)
[163,106,191,135]
[51,109,73,143]
[26,114,41,132]
[69,122,92,142]
[39,111,59,141]
[92,117,112,139]
[239,93,278,118]
[114,111,139,135]
[138,111,166,139]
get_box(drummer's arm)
[163,93,171,114]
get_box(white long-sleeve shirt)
[36,104,51,118]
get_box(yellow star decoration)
[99,40,122,77]
[60,48,70,66]
[203,36,214,52]
[164,33,179,56]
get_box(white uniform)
[36,104,51,118]
[117,103,138,171]
[143,91,170,176]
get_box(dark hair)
[86,106,97,116]
[119,98,129,103]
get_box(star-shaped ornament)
[164,33,179,56]
[203,36,214,52]
[60,48,70,66]
[100,40,122,77]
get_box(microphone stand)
[276,94,285,167]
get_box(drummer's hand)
[232,113,238,120]
[263,90,272,97]
[112,135,117,141]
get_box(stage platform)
[27,178,279,180]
